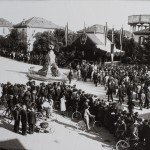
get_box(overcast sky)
[0,0,150,32]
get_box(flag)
[80,22,87,45]
[65,22,68,47]
[120,26,123,50]
[104,22,108,46]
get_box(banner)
[80,23,87,45]
[111,43,114,54]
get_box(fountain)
[27,44,67,82]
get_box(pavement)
[0,56,150,150]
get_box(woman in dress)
[60,95,66,116]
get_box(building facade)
[14,17,60,51]
[0,18,12,37]
[128,15,150,33]
[74,24,123,63]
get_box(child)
[84,105,94,131]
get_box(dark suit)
[20,109,28,135]
[13,108,20,133]
[28,110,36,134]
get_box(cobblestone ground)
[0,56,150,150]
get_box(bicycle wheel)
[77,120,86,131]
[36,112,43,121]
[72,111,82,122]
[93,121,102,132]
[135,142,145,150]
[116,140,129,150]
[54,101,60,111]
[5,110,13,124]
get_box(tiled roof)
[77,24,108,34]
[0,18,13,27]
[14,17,59,29]
[133,28,150,35]
[87,34,103,45]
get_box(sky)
[0,0,150,32]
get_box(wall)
[133,34,148,43]
[16,27,55,51]
[0,27,11,37]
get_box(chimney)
[22,18,25,25]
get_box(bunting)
[80,22,87,45]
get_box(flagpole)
[120,25,123,50]
[65,22,68,47]
[111,25,114,64]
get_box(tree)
[33,29,78,67]
[0,29,27,53]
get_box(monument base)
[27,70,68,83]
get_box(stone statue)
[38,49,59,77]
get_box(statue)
[38,48,59,77]
[28,43,67,83]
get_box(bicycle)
[35,108,57,122]
[0,100,8,109]
[76,116,102,132]
[1,107,13,124]
[72,104,82,122]
[116,137,145,150]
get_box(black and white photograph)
[0,0,150,149]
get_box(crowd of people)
[0,49,45,65]
[0,60,150,149]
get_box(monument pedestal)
[27,49,68,82]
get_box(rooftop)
[14,17,59,29]
[0,18,13,27]
[77,24,109,34]
[87,33,104,45]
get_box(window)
[3,28,5,34]
[139,36,145,45]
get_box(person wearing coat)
[60,95,66,116]
[20,105,28,135]
[13,104,21,133]
[27,108,36,134]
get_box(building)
[133,28,150,44]
[0,18,12,37]
[128,15,150,44]
[72,24,123,64]
[14,17,60,51]
[128,15,150,33]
